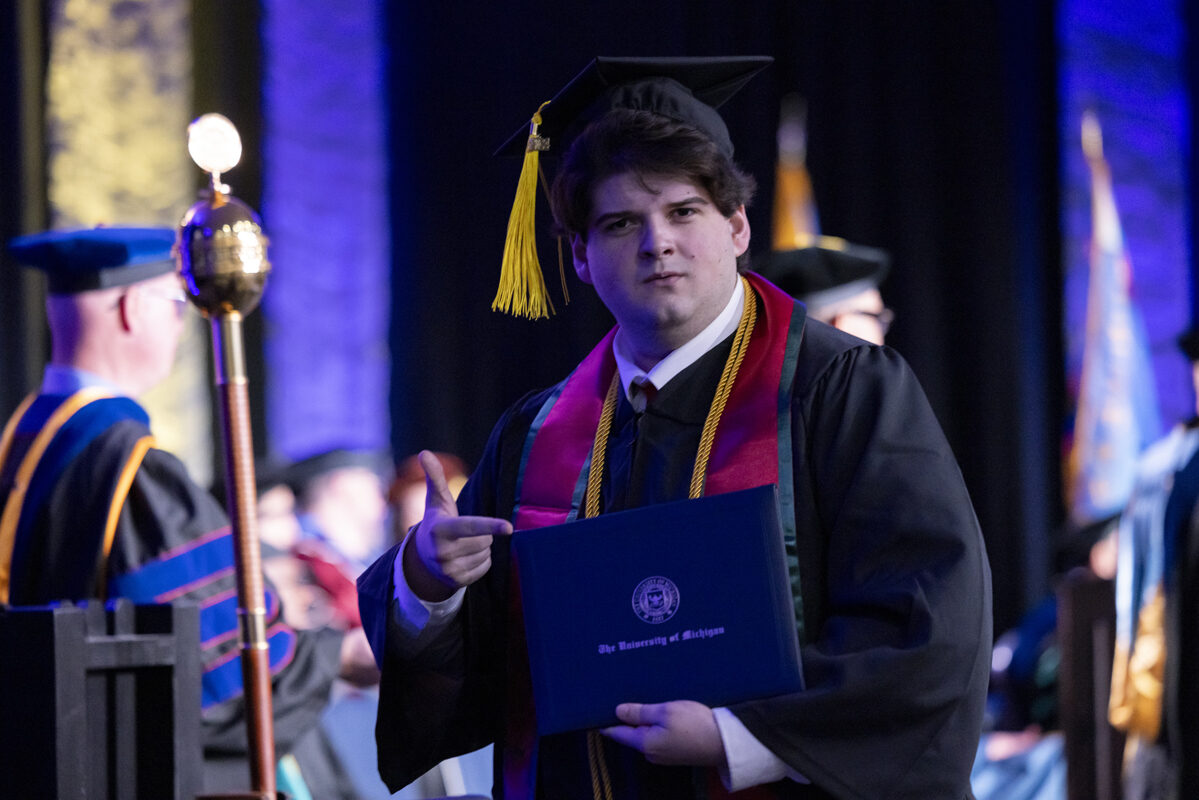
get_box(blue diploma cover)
[512,484,804,735]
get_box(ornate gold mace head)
[177,113,271,317]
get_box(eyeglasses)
[844,307,895,334]
[137,285,191,317]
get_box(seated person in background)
[970,513,1120,800]
[0,227,377,793]
[286,447,392,630]
[254,458,335,631]
[289,448,390,575]
[1111,327,1199,800]
[257,456,305,553]
[756,233,893,345]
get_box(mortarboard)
[284,448,390,496]
[495,56,774,160]
[254,455,296,498]
[494,56,773,320]
[7,226,178,294]
[757,234,890,311]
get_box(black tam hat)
[285,448,389,498]
[757,234,890,311]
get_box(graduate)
[0,226,375,793]
[358,56,992,799]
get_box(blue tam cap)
[8,226,177,294]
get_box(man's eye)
[604,218,632,232]
[673,207,698,219]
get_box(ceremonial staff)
[178,114,277,800]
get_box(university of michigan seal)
[632,576,680,624]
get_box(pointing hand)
[403,450,512,602]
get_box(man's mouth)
[644,271,682,284]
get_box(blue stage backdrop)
[1060,0,1192,443]
[260,0,392,462]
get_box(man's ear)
[116,289,138,333]
[571,234,593,285]
[729,206,751,258]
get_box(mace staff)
[178,113,277,800]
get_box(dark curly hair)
[548,109,757,269]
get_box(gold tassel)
[493,101,554,319]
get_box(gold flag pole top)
[177,113,277,800]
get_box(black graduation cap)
[493,56,772,320]
[756,234,890,310]
[7,226,177,294]
[495,56,774,160]
[284,448,390,497]
[254,455,295,498]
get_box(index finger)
[420,450,458,516]
[442,515,513,539]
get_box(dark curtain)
[0,1,49,415]
[387,0,1061,633]
[192,0,267,464]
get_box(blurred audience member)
[257,458,304,552]
[969,513,1120,800]
[290,448,391,574]
[1110,328,1199,800]
[254,459,335,631]
[283,448,391,630]
[757,233,892,345]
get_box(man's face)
[131,272,189,390]
[818,287,889,346]
[571,172,749,365]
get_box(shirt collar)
[41,364,125,396]
[612,277,744,404]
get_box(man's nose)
[640,218,675,259]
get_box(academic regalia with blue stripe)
[0,381,343,790]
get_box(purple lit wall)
[1060,1,1192,433]
[260,0,391,461]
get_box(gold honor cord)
[691,279,758,499]
[588,727,615,800]
[94,434,156,600]
[583,276,759,799]
[0,388,115,604]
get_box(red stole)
[504,272,802,798]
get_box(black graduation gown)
[0,393,344,792]
[360,320,992,799]
[1163,442,1199,798]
